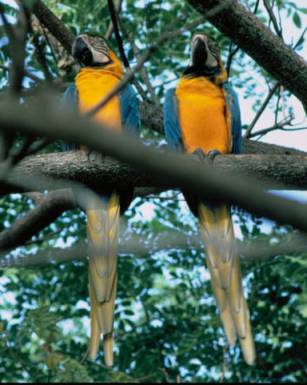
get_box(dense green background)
[0,0,306,382]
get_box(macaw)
[64,33,140,366]
[163,33,255,365]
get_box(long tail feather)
[199,203,256,365]
[86,193,120,366]
[87,280,101,361]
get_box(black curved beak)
[72,37,93,66]
[192,37,208,67]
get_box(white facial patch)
[79,34,110,65]
[91,49,110,65]
[206,50,218,68]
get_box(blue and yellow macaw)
[163,33,255,365]
[64,33,140,366]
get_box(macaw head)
[190,33,220,69]
[72,33,119,67]
[184,33,226,81]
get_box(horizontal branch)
[1,98,307,235]
[1,231,306,268]
[188,0,307,111]
[3,151,307,192]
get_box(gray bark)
[4,151,307,193]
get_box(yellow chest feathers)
[75,65,123,131]
[176,77,231,154]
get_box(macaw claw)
[207,149,221,162]
[192,148,221,164]
[85,149,102,162]
[192,148,207,162]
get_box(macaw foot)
[207,149,221,162]
[85,148,94,161]
[192,148,207,162]
[192,148,221,164]
[85,148,101,162]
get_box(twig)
[293,27,307,50]
[244,82,280,138]
[120,22,159,104]
[263,0,283,38]
[248,116,295,138]
[0,64,41,82]
[107,0,129,68]
[226,41,240,75]
[104,0,123,40]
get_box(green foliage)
[1,197,307,382]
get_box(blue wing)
[120,84,140,136]
[163,88,183,152]
[63,83,79,151]
[62,83,140,150]
[223,82,242,154]
[63,83,78,107]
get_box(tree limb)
[3,151,307,192]
[0,189,75,251]
[1,230,306,268]
[1,98,307,234]
[31,0,74,52]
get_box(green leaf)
[293,12,302,28]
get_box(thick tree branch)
[187,0,307,111]
[1,99,307,234]
[0,189,76,252]
[31,0,74,52]
[3,151,307,192]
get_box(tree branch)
[244,82,280,138]
[1,98,307,234]
[3,151,307,193]
[31,0,74,52]
[1,230,306,268]
[0,189,76,251]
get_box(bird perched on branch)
[64,33,140,366]
[163,33,255,365]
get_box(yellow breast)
[75,64,122,132]
[176,77,231,154]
